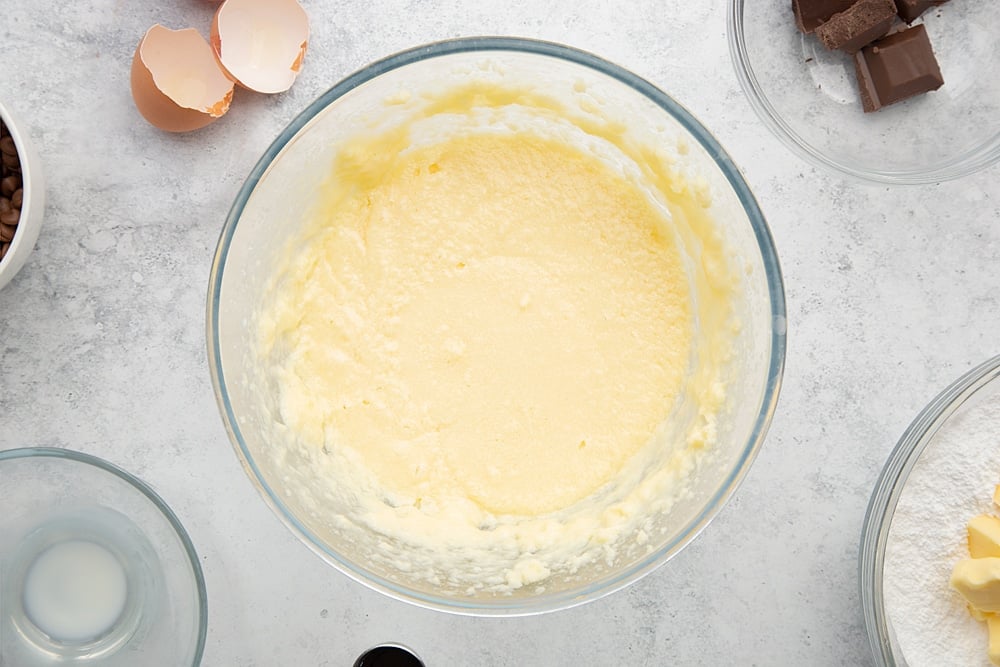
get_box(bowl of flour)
[861,355,1000,666]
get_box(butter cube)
[971,604,992,622]
[969,515,1000,558]
[953,558,1000,613]
[988,614,1000,666]
[994,484,1000,509]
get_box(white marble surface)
[1,1,997,665]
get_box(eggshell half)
[131,25,235,133]
[211,0,309,94]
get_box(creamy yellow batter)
[262,132,691,518]
[254,83,737,594]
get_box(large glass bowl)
[207,37,786,615]
[729,0,1000,184]
[861,355,1000,666]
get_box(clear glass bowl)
[0,447,207,666]
[860,355,1000,665]
[729,0,1000,184]
[207,37,786,615]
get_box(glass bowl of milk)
[0,448,207,666]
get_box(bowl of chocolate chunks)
[729,0,1000,184]
[0,100,44,290]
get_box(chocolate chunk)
[816,0,898,53]
[894,0,949,23]
[853,24,943,112]
[793,0,857,33]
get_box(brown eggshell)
[130,25,235,133]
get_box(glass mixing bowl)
[208,37,786,615]
[729,0,1000,184]
[861,355,1000,665]
[0,447,207,666]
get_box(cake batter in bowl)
[208,37,785,614]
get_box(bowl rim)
[0,99,44,286]
[0,446,208,665]
[207,35,787,616]
[727,0,1000,185]
[859,354,1000,665]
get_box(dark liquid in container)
[354,645,424,667]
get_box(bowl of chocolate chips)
[729,0,1000,184]
[0,100,44,290]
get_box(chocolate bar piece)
[894,0,949,23]
[853,24,944,112]
[793,0,857,33]
[816,0,898,53]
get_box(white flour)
[884,387,1000,667]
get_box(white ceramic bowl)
[0,100,44,290]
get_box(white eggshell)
[211,0,309,95]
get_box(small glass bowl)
[728,0,1000,184]
[860,355,1000,665]
[0,448,207,666]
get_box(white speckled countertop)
[1,2,997,665]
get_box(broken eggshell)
[211,0,309,94]
[131,24,235,133]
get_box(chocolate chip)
[1,175,18,197]
[0,119,21,257]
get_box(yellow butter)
[952,558,1000,613]
[994,485,1000,509]
[969,515,1000,558]
[989,614,1000,666]
[972,604,992,622]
